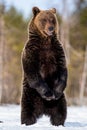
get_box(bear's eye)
[42,19,47,22]
[51,19,56,24]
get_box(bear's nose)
[48,26,54,31]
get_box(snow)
[0,105,87,130]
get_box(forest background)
[0,0,87,105]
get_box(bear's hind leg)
[21,86,44,125]
[21,100,37,126]
[21,112,36,125]
[21,90,36,125]
[50,94,67,126]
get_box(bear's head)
[31,7,59,37]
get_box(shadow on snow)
[65,122,87,127]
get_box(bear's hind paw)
[21,116,36,126]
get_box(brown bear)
[21,7,68,126]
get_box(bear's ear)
[50,8,56,14]
[32,7,40,16]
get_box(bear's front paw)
[42,90,55,101]
[54,91,63,100]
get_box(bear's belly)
[39,49,57,79]
[40,63,57,79]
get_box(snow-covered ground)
[0,105,87,130]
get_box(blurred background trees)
[0,0,87,105]
[67,0,87,105]
[0,3,28,103]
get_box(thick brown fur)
[21,7,68,126]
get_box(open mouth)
[47,31,53,36]
[43,31,53,36]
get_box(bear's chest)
[39,40,57,79]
